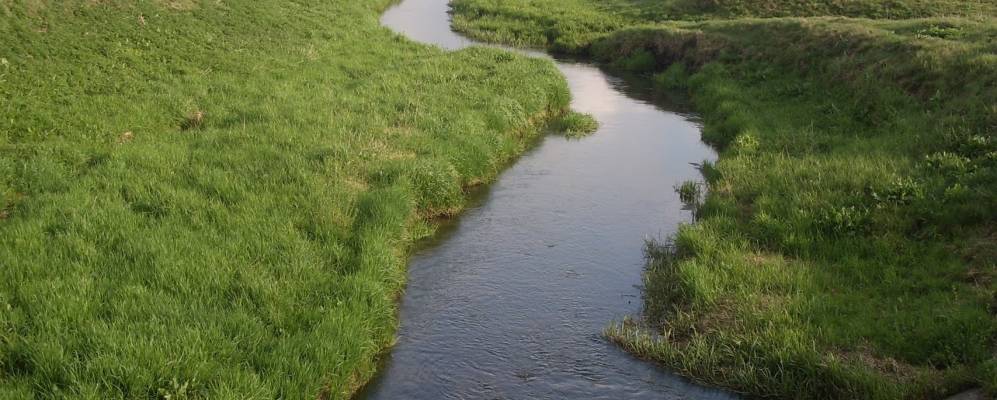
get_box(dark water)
[363,1,734,399]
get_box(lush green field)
[0,1,569,398]
[452,0,996,398]
[451,0,997,50]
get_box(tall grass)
[452,0,996,398]
[0,1,570,398]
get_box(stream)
[362,1,735,398]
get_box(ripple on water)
[364,0,733,399]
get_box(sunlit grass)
[550,111,599,138]
[453,0,996,398]
[0,1,570,398]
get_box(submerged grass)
[0,1,569,398]
[453,0,995,398]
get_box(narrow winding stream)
[363,1,734,398]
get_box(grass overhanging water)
[0,1,572,398]
[1,0,994,398]
[451,0,996,398]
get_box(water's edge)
[360,1,734,398]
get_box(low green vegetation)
[3,0,994,398]
[453,0,995,398]
[0,1,569,398]
[675,180,703,205]
[451,0,997,51]
[551,111,599,138]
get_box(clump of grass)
[180,110,204,131]
[654,63,690,89]
[913,23,963,39]
[675,180,705,219]
[551,110,599,138]
[675,180,701,205]
[116,131,134,144]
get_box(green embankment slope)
[0,1,568,398]
[452,0,996,398]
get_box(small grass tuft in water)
[551,111,599,138]
[675,180,702,205]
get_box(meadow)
[452,0,996,398]
[0,1,570,398]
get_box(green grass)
[550,111,599,138]
[450,0,997,51]
[451,0,996,398]
[622,0,997,19]
[0,1,570,398]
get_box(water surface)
[364,1,734,398]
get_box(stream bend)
[363,1,734,398]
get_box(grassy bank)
[0,1,569,398]
[452,0,996,398]
[450,0,997,51]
